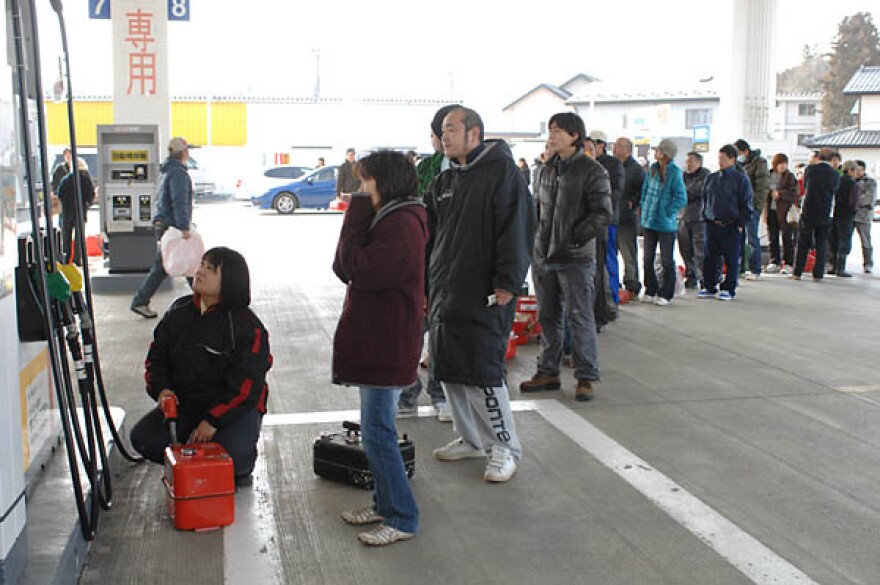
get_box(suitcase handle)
[342,420,361,432]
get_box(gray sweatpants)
[442,382,522,461]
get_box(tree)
[821,12,880,131]
[777,44,828,94]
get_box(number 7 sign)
[89,0,110,19]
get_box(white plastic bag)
[160,226,205,277]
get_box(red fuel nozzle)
[160,394,179,444]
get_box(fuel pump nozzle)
[160,393,179,445]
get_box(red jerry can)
[163,443,235,531]
[505,331,517,361]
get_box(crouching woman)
[332,151,427,546]
[130,247,271,485]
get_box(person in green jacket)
[735,139,771,279]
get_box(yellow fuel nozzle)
[57,262,84,293]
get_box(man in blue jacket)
[131,136,194,318]
[698,145,755,301]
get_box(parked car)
[251,165,338,214]
[233,165,312,201]
[874,200,880,222]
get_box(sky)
[34,0,874,120]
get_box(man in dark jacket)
[336,148,360,200]
[131,137,195,318]
[591,130,624,309]
[792,148,840,280]
[697,145,754,301]
[427,107,535,483]
[521,113,612,402]
[613,137,645,297]
[735,139,770,279]
[679,151,711,288]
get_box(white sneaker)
[396,405,418,419]
[744,272,759,281]
[433,438,485,461]
[765,263,779,273]
[780,266,793,275]
[341,505,383,526]
[484,445,516,482]
[435,402,452,422]
[357,524,416,546]
[641,294,655,304]
[654,297,672,306]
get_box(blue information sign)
[89,0,110,19]
[693,125,710,144]
[168,0,190,21]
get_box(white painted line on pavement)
[225,436,285,585]
[533,401,818,585]
[253,399,818,584]
[835,384,880,393]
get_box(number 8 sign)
[168,0,190,21]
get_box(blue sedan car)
[251,165,338,214]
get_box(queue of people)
[121,112,877,550]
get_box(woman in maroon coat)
[332,150,427,546]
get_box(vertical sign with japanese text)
[112,0,170,146]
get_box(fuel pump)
[97,124,160,272]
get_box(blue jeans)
[739,214,761,274]
[360,387,419,533]
[703,222,741,296]
[132,224,192,308]
[533,259,599,381]
[605,225,620,305]
[643,229,676,300]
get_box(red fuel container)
[163,443,235,531]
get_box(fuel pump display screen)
[139,195,152,222]
[112,195,133,221]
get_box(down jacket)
[532,149,612,264]
[425,140,536,387]
[640,160,687,233]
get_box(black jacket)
[833,174,860,222]
[619,156,645,226]
[533,149,612,263]
[145,295,272,428]
[57,170,95,222]
[597,153,624,225]
[802,163,840,226]
[425,140,536,387]
[337,160,360,196]
[682,167,710,223]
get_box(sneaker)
[435,401,452,423]
[764,263,779,273]
[131,304,158,318]
[484,445,516,482]
[654,297,672,306]
[519,372,561,393]
[433,438,485,461]
[780,266,793,275]
[789,274,801,280]
[396,404,418,419]
[744,272,758,281]
[696,289,717,299]
[575,379,595,402]
[357,524,416,546]
[342,505,384,526]
[718,291,734,301]
[865,267,873,274]
[836,270,853,278]
[640,294,655,304]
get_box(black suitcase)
[313,421,415,490]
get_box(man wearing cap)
[590,130,624,312]
[640,139,686,305]
[336,148,360,201]
[397,104,459,422]
[130,137,194,318]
